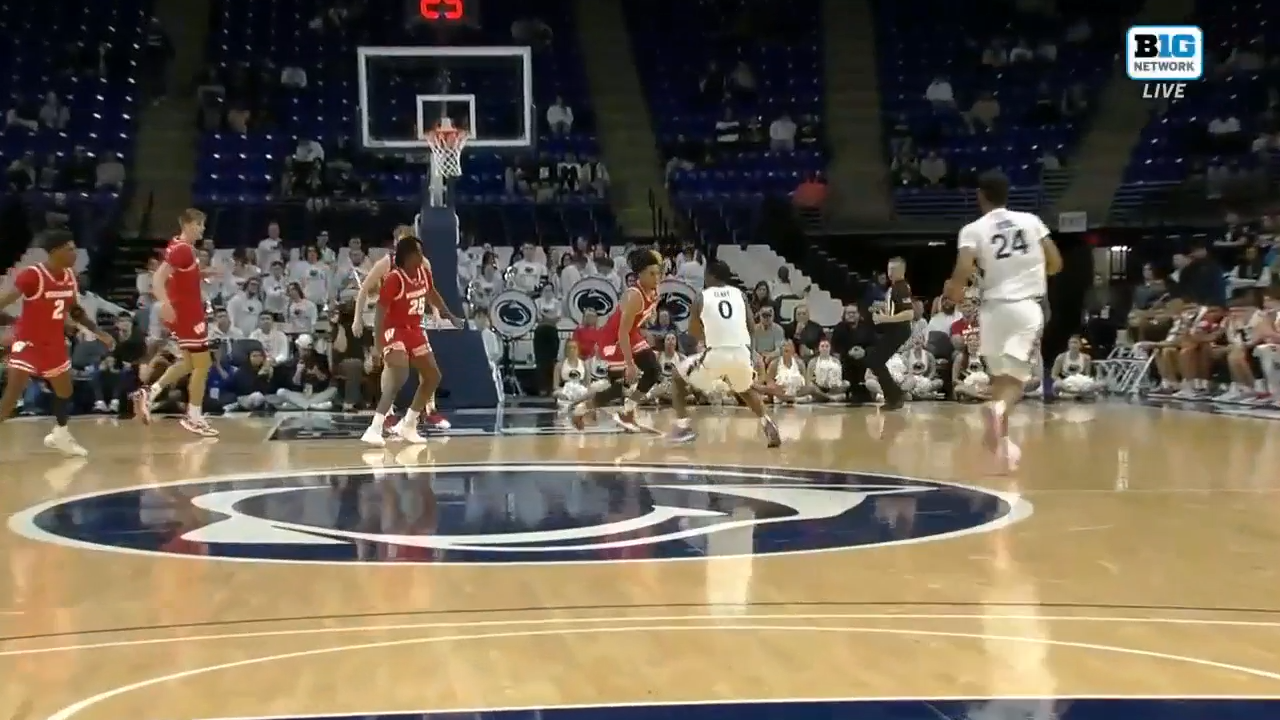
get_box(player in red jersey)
[131,209,219,437]
[570,249,664,433]
[361,235,463,446]
[351,225,451,431]
[0,231,115,456]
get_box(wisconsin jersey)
[379,264,434,357]
[700,286,751,348]
[958,209,1050,301]
[7,263,76,378]
[162,237,210,349]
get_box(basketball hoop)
[424,123,468,179]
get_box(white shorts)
[680,346,755,394]
[979,298,1044,381]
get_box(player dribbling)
[947,171,1062,470]
[672,260,780,447]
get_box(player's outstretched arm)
[352,255,391,335]
[68,301,115,349]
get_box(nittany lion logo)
[8,463,1031,566]
[659,278,698,327]
[489,289,536,337]
[568,277,618,324]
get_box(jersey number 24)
[992,230,1029,260]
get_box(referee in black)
[866,257,915,411]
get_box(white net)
[425,126,467,179]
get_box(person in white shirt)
[947,170,1063,470]
[77,275,129,322]
[1008,39,1034,62]
[249,312,291,365]
[468,261,501,311]
[261,260,289,315]
[224,249,261,300]
[258,222,284,269]
[677,249,705,289]
[768,114,797,152]
[284,283,318,334]
[207,308,245,352]
[559,253,586,294]
[227,279,266,337]
[925,76,955,107]
[546,96,574,136]
[314,230,337,264]
[289,245,331,302]
[136,256,158,299]
[1208,114,1241,137]
[534,284,562,325]
[925,297,964,356]
[508,252,546,294]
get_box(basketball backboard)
[356,45,533,151]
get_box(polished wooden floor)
[3,402,1280,720]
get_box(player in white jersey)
[947,171,1063,470]
[671,260,781,447]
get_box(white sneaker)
[108,399,120,413]
[92,401,109,413]
[396,422,428,444]
[1213,388,1240,403]
[1174,387,1198,400]
[44,427,88,457]
[360,426,386,447]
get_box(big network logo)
[1127,25,1203,99]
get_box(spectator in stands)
[924,76,955,109]
[226,348,273,411]
[770,267,802,301]
[104,314,146,414]
[730,60,757,101]
[1028,83,1059,125]
[769,113,797,152]
[262,260,289,315]
[980,40,1007,68]
[224,249,261,300]
[228,278,266,336]
[95,153,126,192]
[468,254,501,311]
[37,92,70,131]
[1132,263,1166,311]
[136,256,158,300]
[208,308,245,352]
[285,283,318,335]
[72,327,111,410]
[920,152,948,186]
[1175,241,1227,307]
[328,304,368,410]
[273,335,335,410]
[1229,244,1271,296]
[785,305,823,359]
[78,275,127,321]
[749,281,773,317]
[250,312,291,367]
[1208,112,1244,153]
[280,65,307,89]
[5,95,39,131]
[1060,83,1088,120]
[546,96,574,136]
[64,146,96,190]
[715,108,742,149]
[967,92,1000,132]
[829,305,875,402]
[291,246,331,303]
[35,154,61,191]
[1008,39,1034,63]
[651,309,678,339]
[581,157,610,197]
[891,150,921,187]
[258,222,283,267]
[752,307,785,363]
[5,152,36,191]
[925,296,963,358]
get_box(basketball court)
[3,401,1280,720]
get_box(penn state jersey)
[701,286,751,348]
[957,208,1050,301]
[560,358,585,383]
[659,352,680,376]
[1062,353,1086,375]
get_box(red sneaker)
[424,412,451,430]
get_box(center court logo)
[7,464,1033,565]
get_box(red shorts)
[164,312,209,352]
[382,325,431,358]
[6,337,71,379]
[600,336,651,368]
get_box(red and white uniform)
[162,236,209,350]
[599,286,660,368]
[379,263,435,357]
[6,263,77,378]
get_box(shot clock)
[419,0,474,23]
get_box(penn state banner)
[659,278,698,329]
[567,277,619,324]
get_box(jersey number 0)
[717,300,733,319]
[992,230,1029,260]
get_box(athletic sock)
[622,398,637,414]
[370,412,386,430]
[402,409,421,427]
[675,417,691,428]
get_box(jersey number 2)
[52,299,65,320]
[717,300,733,319]
[992,230,1029,260]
